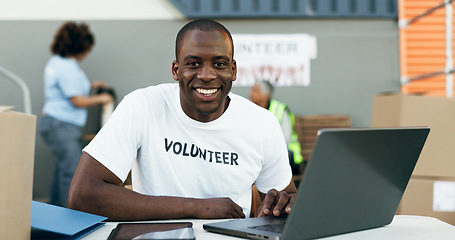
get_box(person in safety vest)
[249,80,303,175]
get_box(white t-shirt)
[83,83,292,217]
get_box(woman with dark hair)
[39,22,113,207]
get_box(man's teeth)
[196,88,218,96]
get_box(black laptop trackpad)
[248,221,286,233]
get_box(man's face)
[172,29,237,122]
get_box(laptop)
[203,127,430,240]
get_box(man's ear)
[232,59,237,81]
[172,60,179,81]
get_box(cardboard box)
[295,115,351,161]
[397,177,455,226]
[371,94,455,178]
[0,106,36,240]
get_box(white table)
[82,215,455,240]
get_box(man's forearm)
[68,152,245,220]
[69,181,199,221]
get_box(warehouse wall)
[0,15,399,200]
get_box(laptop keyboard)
[248,222,286,233]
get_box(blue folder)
[31,200,108,240]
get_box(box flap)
[0,106,14,112]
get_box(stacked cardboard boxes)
[295,115,351,161]
[0,106,36,239]
[371,94,455,225]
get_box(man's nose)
[198,64,216,81]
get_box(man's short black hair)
[175,19,234,61]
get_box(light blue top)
[42,55,91,127]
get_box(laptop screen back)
[282,127,429,239]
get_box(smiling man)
[68,19,296,221]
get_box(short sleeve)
[83,91,145,181]
[57,64,89,98]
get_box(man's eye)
[187,62,200,67]
[214,62,227,68]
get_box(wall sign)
[232,34,317,87]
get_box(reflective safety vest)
[268,100,303,165]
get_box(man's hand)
[257,189,296,217]
[256,180,297,217]
[193,197,245,219]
